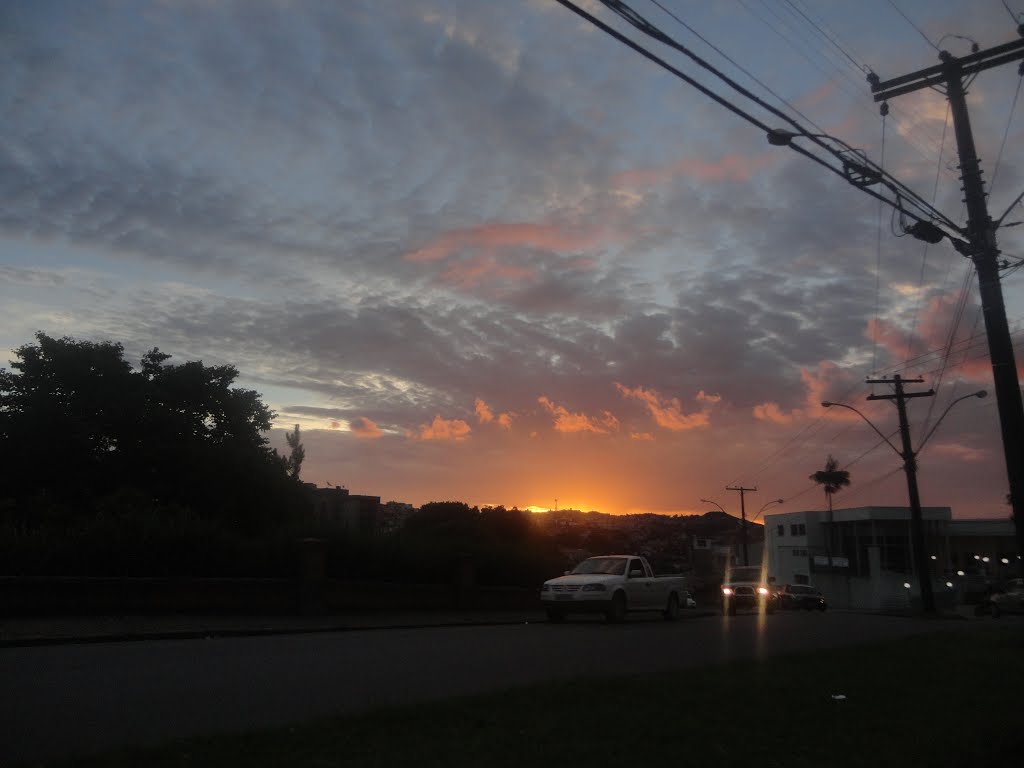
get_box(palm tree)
[810,455,851,568]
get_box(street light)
[822,389,986,614]
[699,498,726,515]
[755,498,784,522]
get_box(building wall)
[764,506,954,610]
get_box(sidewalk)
[0,610,548,647]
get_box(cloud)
[615,383,711,431]
[350,416,383,439]
[538,395,619,434]
[611,152,776,189]
[475,397,514,429]
[405,220,609,263]
[475,398,494,424]
[752,402,799,425]
[630,432,654,441]
[412,415,472,441]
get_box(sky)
[3,0,1024,519]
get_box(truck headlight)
[722,587,734,596]
[581,584,606,592]
[758,587,769,595]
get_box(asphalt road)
[0,611,976,764]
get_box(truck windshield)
[571,557,627,575]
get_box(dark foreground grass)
[51,625,1023,768]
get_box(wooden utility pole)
[871,35,1024,578]
[866,376,936,613]
[726,485,756,566]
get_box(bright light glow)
[945,581,953,588]
[722,587,734,595]
[757,587,768,595]
[903,582,911,589]
[930,555,937,560]
[956,570,965,576]
[1001,558,1010,564]
[974,555,981,560]
[983,556,990,563]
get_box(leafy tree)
[284,424,305,479]
[810,454,851,567]
[0,332,304,531]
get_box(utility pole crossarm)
[870,38,1024,102]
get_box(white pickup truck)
[540,555,688,623]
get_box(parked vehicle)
[777,583,827,611]
[540,555,688,623]
[683,590,697,609]
[720,564,775,615]
[990,577,1024,618]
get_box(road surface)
[0,611,975,764]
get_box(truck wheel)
[605,591,627,623]
[663,593,680,621]
[545,607,566,623]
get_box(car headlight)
[722,587,733,595]
[581,584,606,592]
[758,587,769,595]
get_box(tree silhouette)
[810,454,851,568]
[284,424,305,479]
[0,332,303,530]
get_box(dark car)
[777,583,827,611]
[990,578,1024,618]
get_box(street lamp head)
[767,128,796,146]
[975,390,987,399]
[821,401,834,407]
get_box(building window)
[793,548,807,557]
[777,525,785,537]
[794,574,809,585]
[790,523,806,536]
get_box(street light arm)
[699,498,726,515]
[917,391,987,454]
[821,401,904,458]
[753,498,784,522]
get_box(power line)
[884,0,940,52]
[564,0,962,235]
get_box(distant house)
[304,484,380,535]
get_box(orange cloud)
[631,432,654,441]
[405,221,608,263]
[696,390,721,403]
[752,401,799,425]
[615,383,711,431]
[475,398,513,429]
[475,398,494,424]
[538,396,619,434]
[930,442,989,462]
[412,415,472,441]
[612,152,775,189]
[753,361,866,425]
[350,416,382,439]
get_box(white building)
[764,506,953,612]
